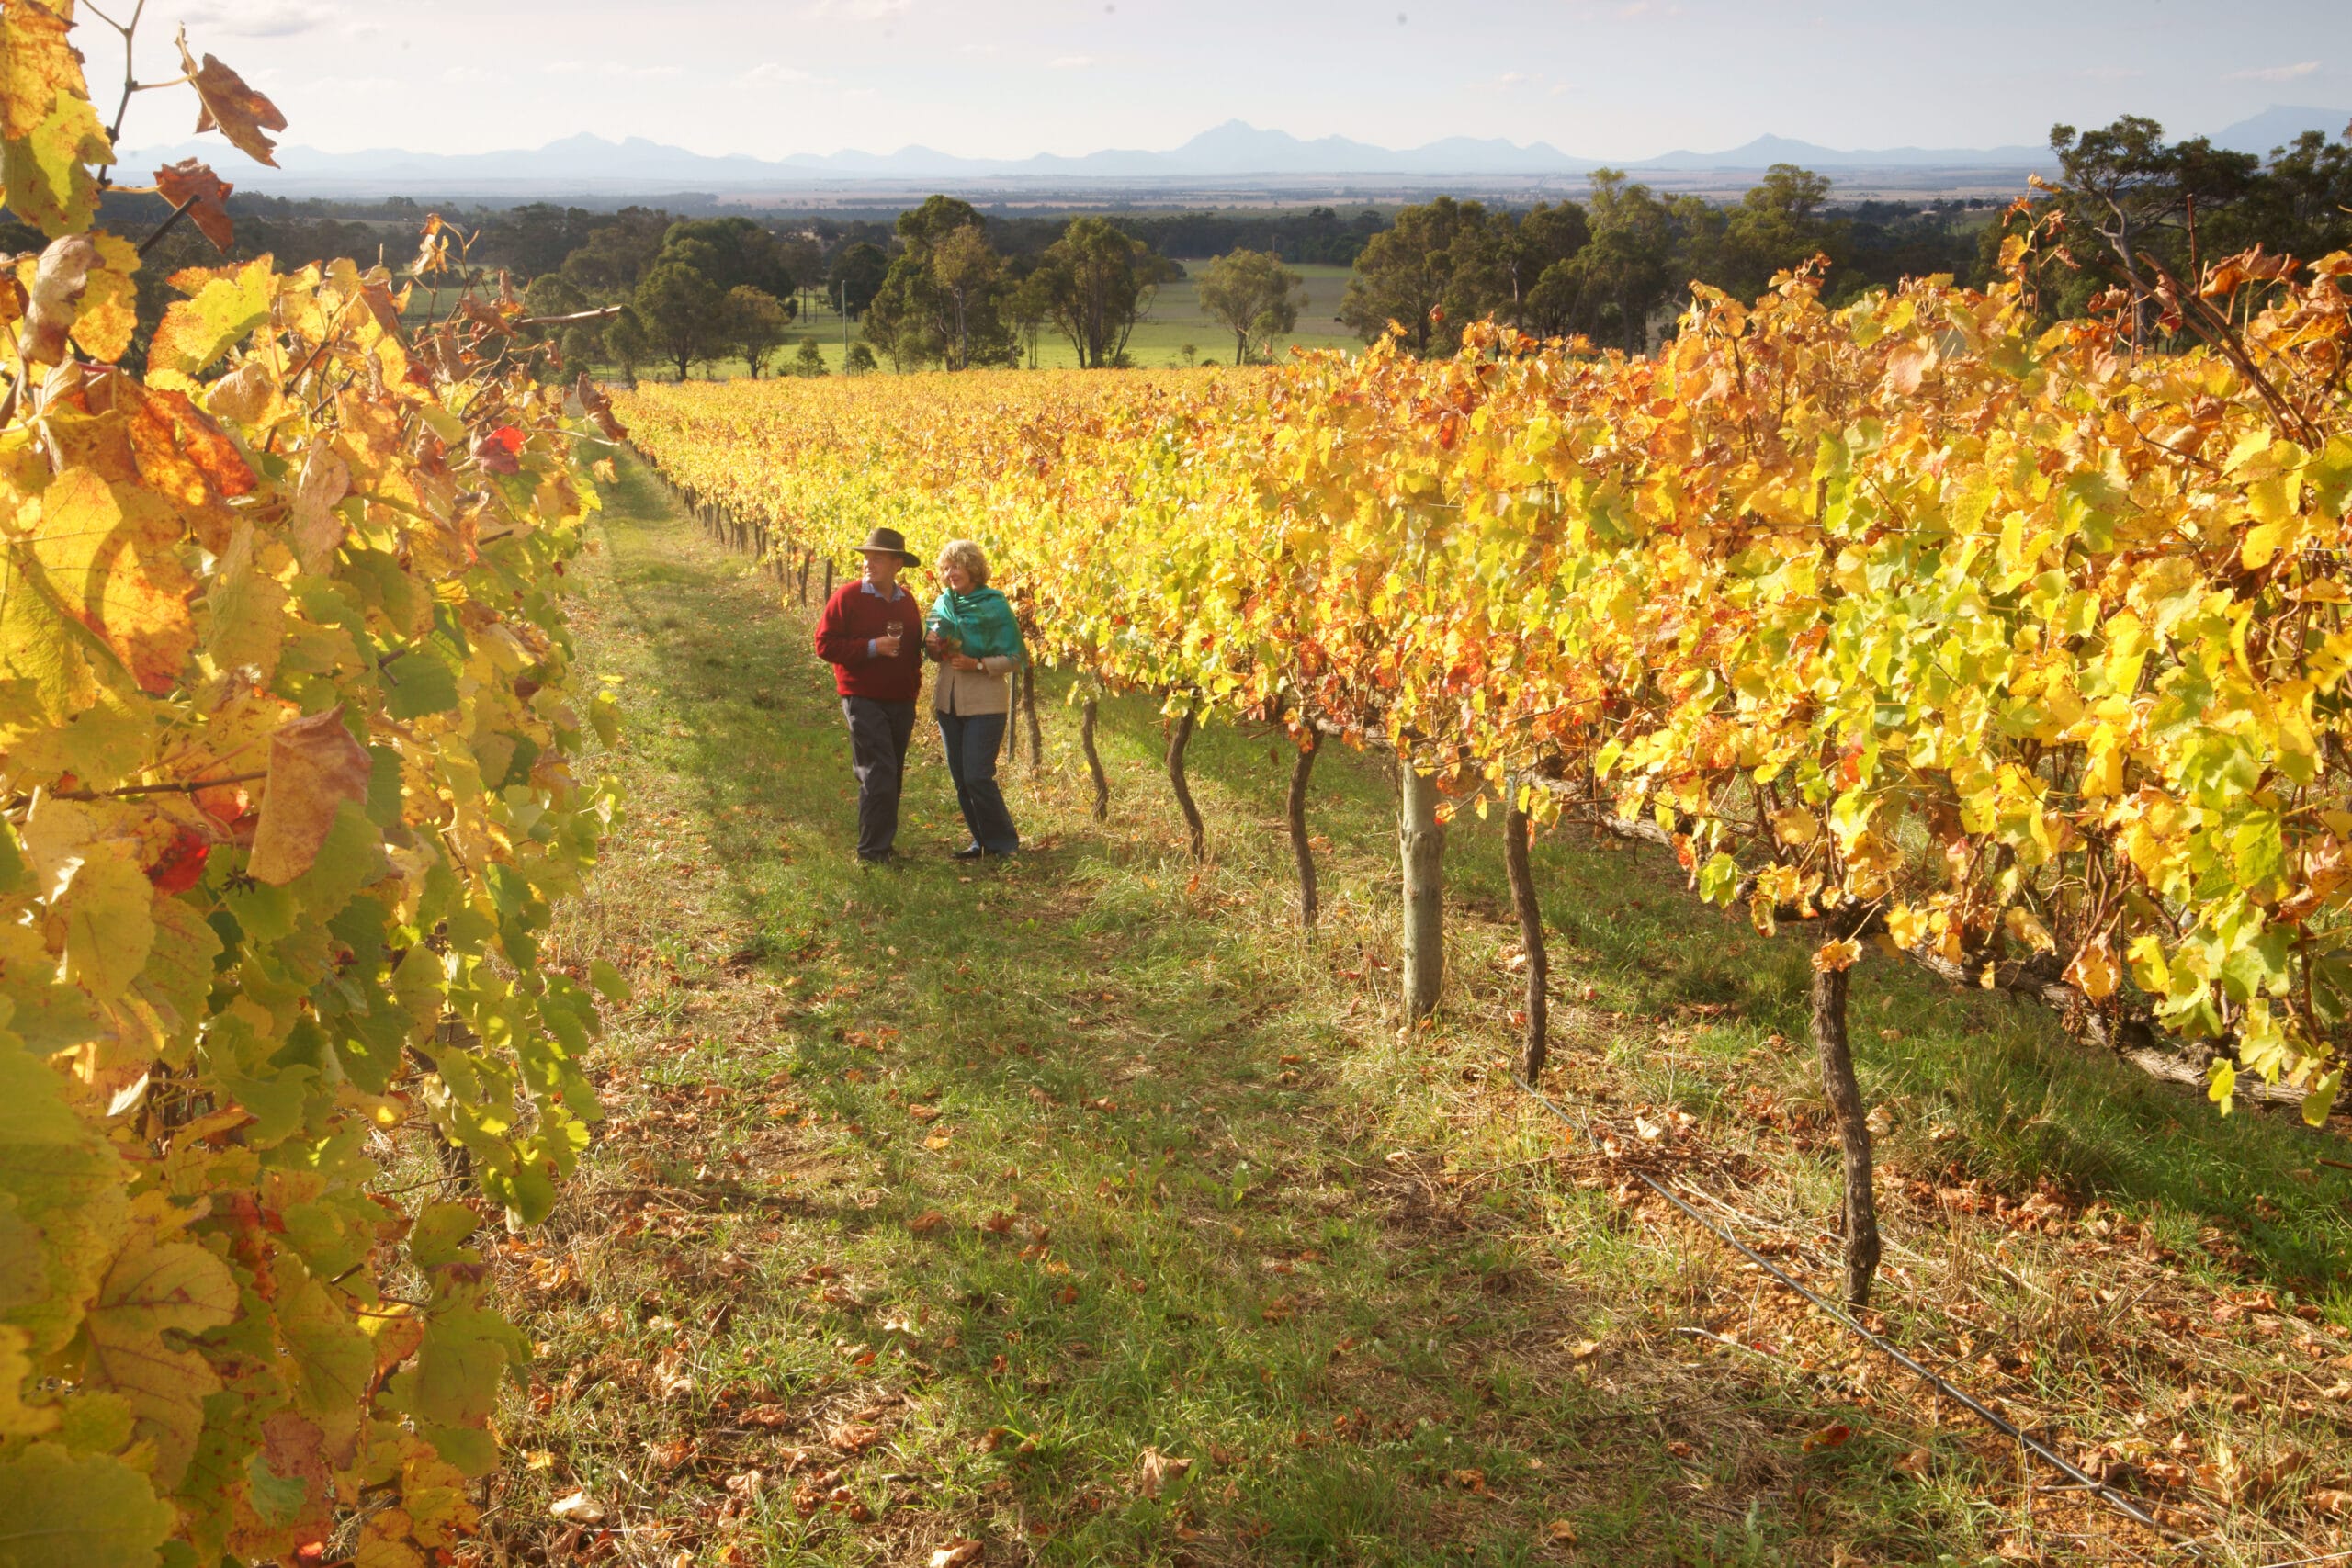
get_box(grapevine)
[0,6,622,1562]
[622,233,2352,1160]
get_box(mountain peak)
[2211,105,2352,155]
[116,115,2269,196]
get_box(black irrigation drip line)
[1508,1071,2197,1553]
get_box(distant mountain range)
[120,107,2349,197]
[2207,104,2352,156]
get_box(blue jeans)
[938,711,1019,855]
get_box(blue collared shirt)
[863,577,909,658]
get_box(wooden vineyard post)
[1167,709,1205,861]
[1286,728,1322,930]
[797,549,813,605]
[1022,663,1044,773]
[1811,937,1881,1306]
[823,558,834,600]
[1080,697,1109,822]
[1398,761,1446,1023]
[1503,776,1548,1079]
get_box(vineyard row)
[619,238,2352,1306]
[0,7,626,1561]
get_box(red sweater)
[814,579,925,701]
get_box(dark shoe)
[953,844,986,861]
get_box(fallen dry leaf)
[1134,1446,1193,1499]
[828,1423,884,1454]
[548,1490,604,1524]
[908,1211,947,1235]
[930,1541,985,1568]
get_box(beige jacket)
[932,655,1017,717]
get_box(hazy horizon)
[143,1,2348,164]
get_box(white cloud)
[173,0,335,37]
[738,62,820,87]
[1496,70,1528,86]
[1048,54,1097,69]
[798,0,910,17]
[440,66,496,85]
[2227,60,2321,83]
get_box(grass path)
[472,456,2352,1567]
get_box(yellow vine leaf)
[146,258,275,380]
[58,846,153,1009]
[82,1235,240,1490]
[28,467,199,694]
[0,0,112,236]
[0,1442,175,1568]
[0,1325,56,1435]
[2064,939,2120,1002]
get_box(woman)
[925,539,1026,860]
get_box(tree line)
[36,112,2347,380]
[483,197,1309,378]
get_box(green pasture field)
[676,260,1365,380]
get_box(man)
[813,527,926,863]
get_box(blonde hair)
[939,538,990,587]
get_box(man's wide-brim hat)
[854,527,920,566]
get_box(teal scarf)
[930,585,1027,666]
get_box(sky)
[118,0,2352,160]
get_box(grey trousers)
[842,696,916,860]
